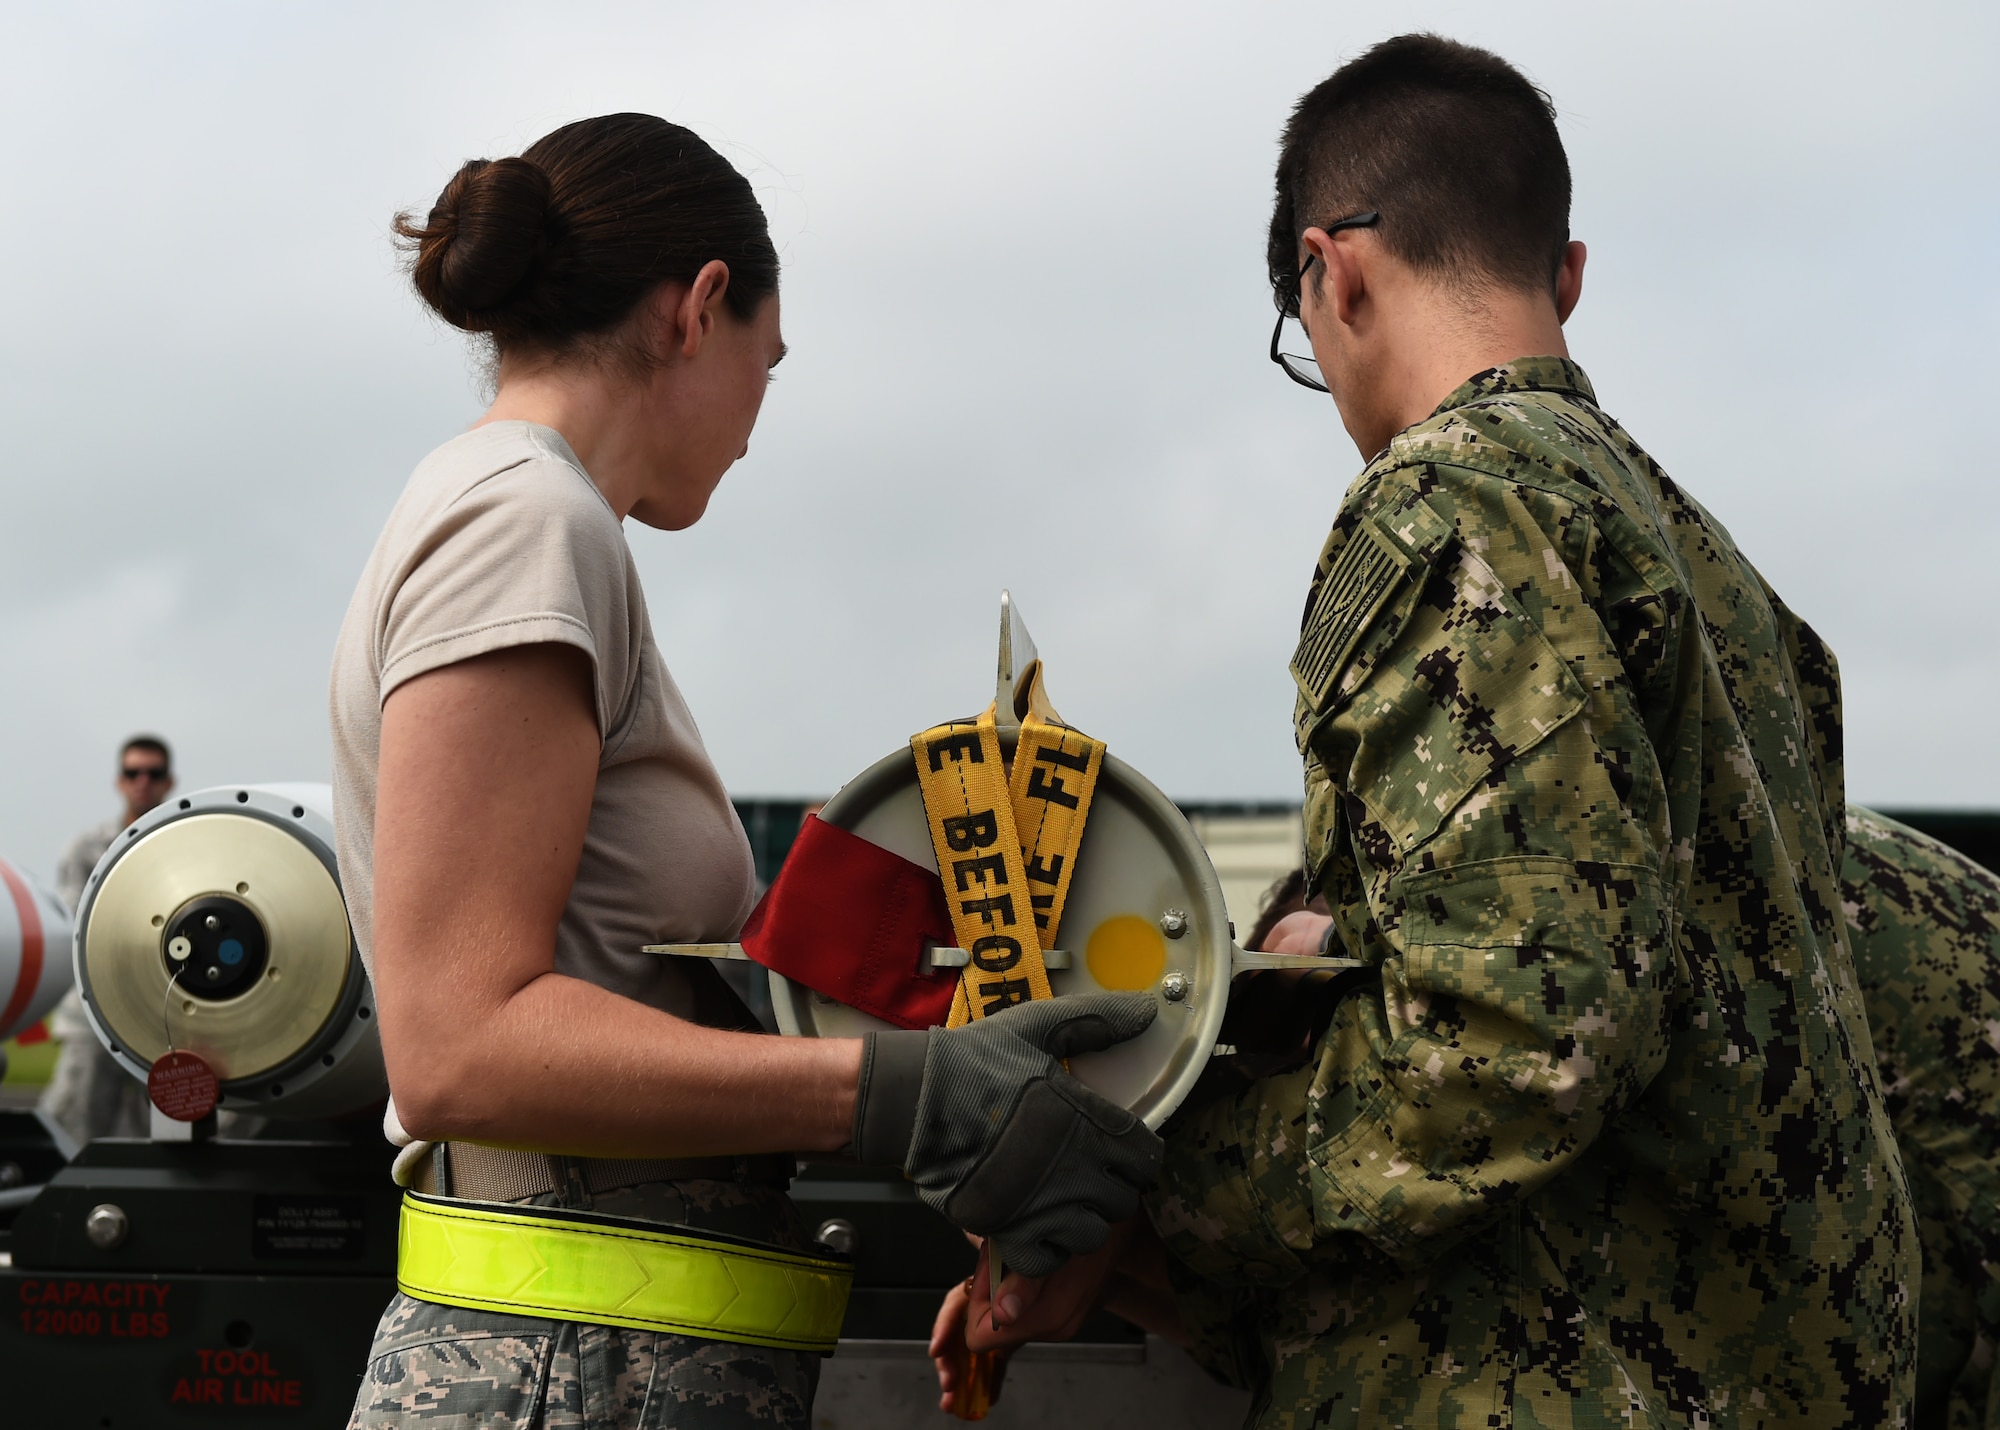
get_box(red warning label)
[149,1050,219,1121]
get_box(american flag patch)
[1290,518,1414,707]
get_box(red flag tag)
[739,817,959,1030]
[148,1050,219,1122]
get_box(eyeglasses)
[121,765,170,782]
[1269,210,1380,393]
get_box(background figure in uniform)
[1843,808,2000,1428]
[940,34,1915,1426]
[39,734,175,1142]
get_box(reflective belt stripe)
[396,1193,853,1354]
[910,671,1106,1028]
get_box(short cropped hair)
[1269,34,1571,314]
[121,734,172,770]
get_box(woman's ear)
[672,260,733,358]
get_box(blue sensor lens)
[217,938,245,966]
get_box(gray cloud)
[2,0,1994,883]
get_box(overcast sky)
[1,1,1994,883]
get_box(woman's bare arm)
[372,642,861,1156]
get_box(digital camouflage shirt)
[1147,359,1917,1427]
[1844,808,2000,1429]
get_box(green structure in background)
[732,799,1309,888]
[731,799,816,890]
[732,801,2000,890]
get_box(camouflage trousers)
[347,1178,822,1428]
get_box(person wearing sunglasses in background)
[939,33,1918,1427]
[39,734,178,1143]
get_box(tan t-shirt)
[329,421,757,1022]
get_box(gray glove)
[850,991,1164,1277]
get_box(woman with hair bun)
[330,114,1159,1428]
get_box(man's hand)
[1262,909,1333,956]
[928,1275,1013,1417]
[965,1224,1133,1351]
[929,1229,1132,1415]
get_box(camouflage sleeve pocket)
[1394,856,1667,952]
[1305,855,1673,1259]
[1321,539,1587,854]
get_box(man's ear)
[1300,225,1370,331]
[1554,241,1586,324]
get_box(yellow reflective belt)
[396,1193,853,1354]
[910,664,1106,1027]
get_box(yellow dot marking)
[1085,915,1167,992]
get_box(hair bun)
[397,156,554,333]
[395,115,779,357]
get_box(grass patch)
[3,1036,61,1087]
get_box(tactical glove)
[850,991,1164,1278]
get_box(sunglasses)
[121,766,170,782]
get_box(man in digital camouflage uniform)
[1844,808,2000,1428]
[965,811,1992,1426]
[989,35,1921,1429]
[1071,811,1994,1428]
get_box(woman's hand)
[855,997,1162,1280]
